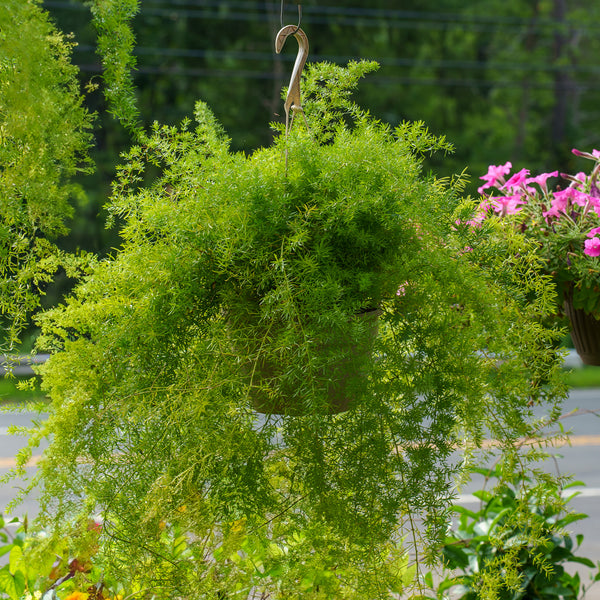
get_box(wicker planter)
[239,309,381,415]
[564,299,600,366]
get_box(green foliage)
[36,0,600,280]
[11,60,569,598]
[89,0,142,138]
[429,468,600,600]
[0,3,587,597]
[0,512,416,600]
[0,376,47,405]
[0,0,94,352]
[0,513,129,600]
[0,515,39,600]
[563,365,600,389]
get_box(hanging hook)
[280,0,302,33]
[276,9,310,172]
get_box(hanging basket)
[237,308,381,416]
[564,298,600,366]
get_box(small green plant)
[0,513,129,600]
[427,468,600,600]
[0,514,29,600]
[22,60,567,598]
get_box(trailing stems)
[88,0,143,139]
[21,62,568,600]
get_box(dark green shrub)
[431,468,600,600]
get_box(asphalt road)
[1,388,599,594]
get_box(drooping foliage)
[88,0,142,139]
[0,0,94,352]
[15,58,569,598]
[0,1,573,598]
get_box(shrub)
[427,468,600,600]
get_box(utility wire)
[43,1,600,90]
[42,1,600,34]
[73,61,600,92]
[71,44,600,77]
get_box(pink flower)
[463,200,492,228]
[490,194,525,216]
[466,213,486,228]
[478,162,512,194]
[542,203,565,219]
[571,189,593,207]
[525,171,558,192]
[573,148,600,161]
[477,199,492,212]
[584,237,600,257]
[573,172,587,189]
[542,188,574,219]
[502,168,530,192]
[586,227,600,238]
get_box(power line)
[42,1,600,34]
[43,2,600,91]
[72,44,600,77]
[136,0,600,31]
[74,62,600,92]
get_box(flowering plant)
[476,148,600,316]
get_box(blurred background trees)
[41,0,600,253]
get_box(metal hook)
[275,22,310,173]
[277,2,309,174]
[280,1,302,34]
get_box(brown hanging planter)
[564,298,600,366]
[240,308,381,416]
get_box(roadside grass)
[564,365,600,389]
[0,377,46,405]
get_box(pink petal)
[584,237,600,257]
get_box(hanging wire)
[280,0,302,32]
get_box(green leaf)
[8,545,22,576]
[423,571,434,588]
[437,576,463,593]
[442,545,470,569]
[451,505,480,520]
[569,556,595,568]
[557,512,588,527]
[0,566,26,600]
